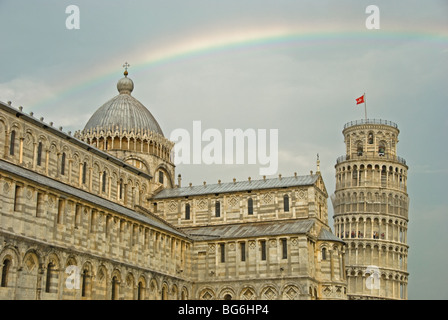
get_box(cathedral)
[0,67,408,300]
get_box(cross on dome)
[123,62,130,76]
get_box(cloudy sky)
[1,0,447,299]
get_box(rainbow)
[30,27,448,110]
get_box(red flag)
[356,95,365,105]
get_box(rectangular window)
[1,258,11,287]
[37,142,43,166]
[260,240,266,261]
[283,195,290,212]
[82,162,87,184]
[248,198,253,215]
[9,130,15,156]
[240,242,246,261]
[102,171,107,192]
[215,201,220,217]
[45,263,53,293]
[220,243,225,263]
[81,271,87,297]
[185,204,190,220]
[61,153,66,175]
[282,239,288,259]
[159,171,164,184]
[119,180,123,200]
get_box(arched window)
[158,171,164,184]
[81,269,88,297]
[352,166,358,179]
[138,281,144,300]
[215,201,220,217]
[220,243,225,263]
[111,276,119,300]
[161,286,168,300]
[260,240,267,260]
[119,179,123,199]
[1,258,11,287]
[368,132,374,144]
[322,248,327,260]
[102,171,107,193]
[357,143,363,156]
[378,141,386,156]
[283,194,290,212]
[248,198,254,215]
[9,130,15,156]
[45,262,53,293]
[37,142,43,166]
[14,185,21,212]
[282,239,288,259]
[82,162,87,184]
[185,203,190,220]
[61,152,66,175]
[381,166,387,187]
[240,242,246,261]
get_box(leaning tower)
[332,119,409,300]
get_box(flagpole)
[364,92,367,120]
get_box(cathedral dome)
[83,71,164,136]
